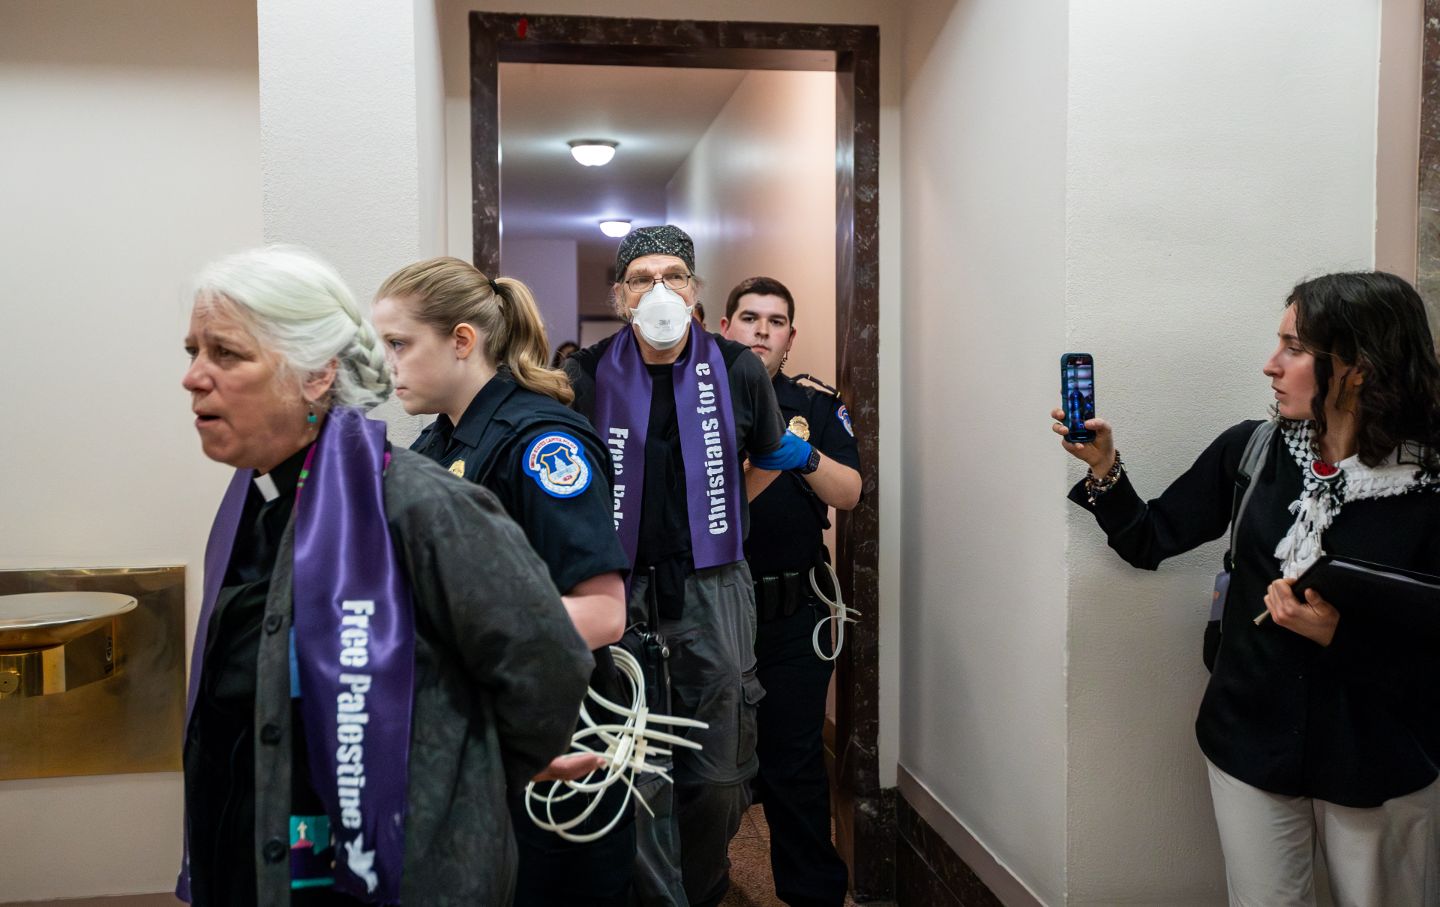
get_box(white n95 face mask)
[629,283,693,350]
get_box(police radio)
[1060,353,1096,443]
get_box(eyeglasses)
[624,273,693,294]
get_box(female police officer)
[371,257,634,906]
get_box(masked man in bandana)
[564,226,810,906]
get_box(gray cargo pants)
[629,561,765,907]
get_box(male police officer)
[722,276,861,907]
[563,228,810,907]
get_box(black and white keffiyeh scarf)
[1273,420,1439,578]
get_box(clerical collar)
[252,445,309,502]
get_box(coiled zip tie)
[524,645,708,842]
[810,560,860,662]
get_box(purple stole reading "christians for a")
[178,407,414,904]
[594,322,744,572]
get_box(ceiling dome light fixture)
[569,139,618,167]
[599,219,632,238]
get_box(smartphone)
[1060,353,1096,443]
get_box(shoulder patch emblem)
[787,415,811,441]
[837,404,854,437]
[448,459,466,477]
[523,432,593,499]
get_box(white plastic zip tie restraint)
[809,560,860,662]
[524,645,708,842]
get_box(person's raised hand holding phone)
[1051,408,1116,480]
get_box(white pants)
[1207,760,1440,907]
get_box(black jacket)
[183,447,593,905]
[1072,421,1440,807]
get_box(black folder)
[1290,556,1440,633]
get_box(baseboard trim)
[6,896,175,906]
[13,776,1037,907]
[896,764,1046,907]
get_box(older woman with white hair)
[176,246,592,906]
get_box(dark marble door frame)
[468,12,889,899]
[1419,4,1440,318]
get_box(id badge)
[1210,570,1231,621]
[289,628,302,699]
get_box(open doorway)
[471,13,885,899]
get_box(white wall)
[899,0,1382,903]
[501,237,580,356]
[1376,0,1422,282]
[416,0,448,260]
[898,0,1070,902]
[0,0,261,899]
[666,70,836,384]
[1064,4,1379,903]
[257,0,448,449]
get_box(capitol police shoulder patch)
[523,432,593,498]
[837,404,855,437]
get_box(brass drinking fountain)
[0,568,185,780]
[0,592,137,698]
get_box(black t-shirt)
[745,373,862,576]
[564,329,786,570]
[1071,420,1440,807]
[411,372,630,595]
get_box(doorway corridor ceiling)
[498,62,747,260]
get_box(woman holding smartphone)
[1053,271,1440,905]
[371,258,634,907]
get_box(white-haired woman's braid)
[343,317,394,406]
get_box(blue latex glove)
[751,431,813,471]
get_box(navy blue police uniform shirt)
[411,370,630,595]
[745,373,861,577]
[412,370,634,838]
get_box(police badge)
[787,415,811,441]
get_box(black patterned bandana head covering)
[615,225,695,278]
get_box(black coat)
[183,447,593,905]
[1072,421,1440,807]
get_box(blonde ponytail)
[375,257,574,405]
[487,277,575,404]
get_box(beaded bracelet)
[1083,450,1124,506]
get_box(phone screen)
[1061,353,1096,442]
